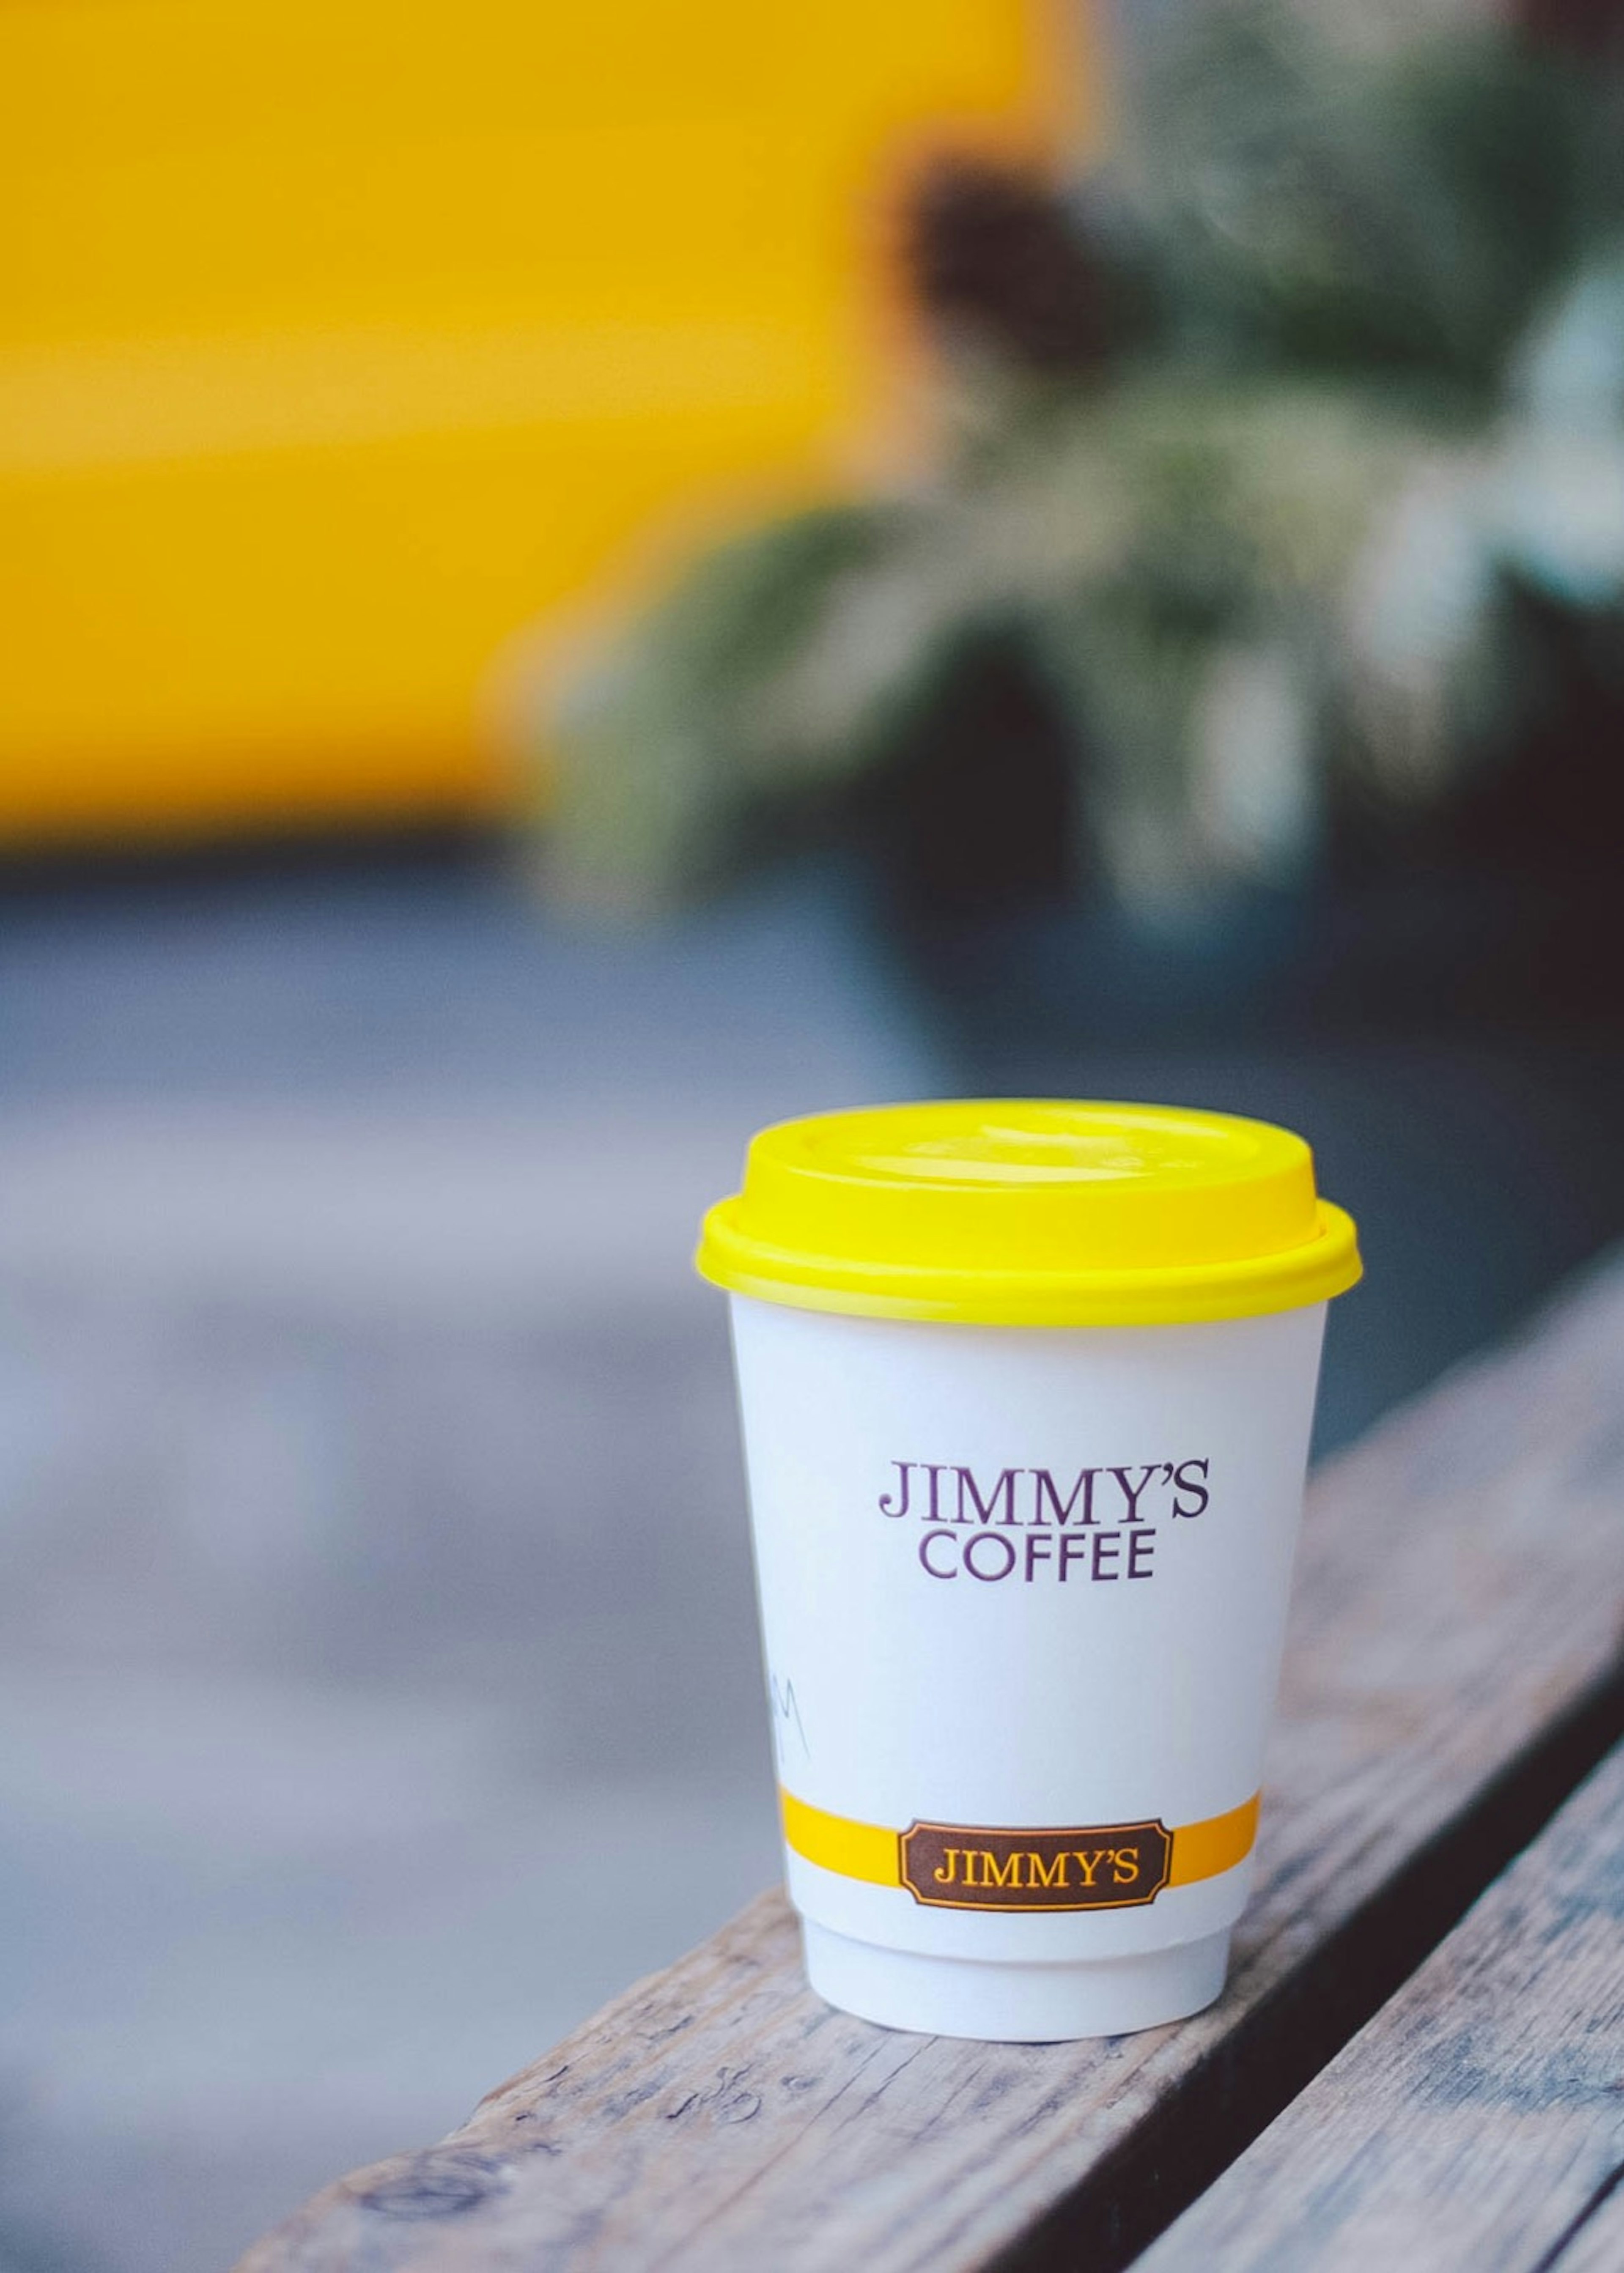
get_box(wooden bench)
[1138,1738,1624,2273]
[237,1252,1624,2273]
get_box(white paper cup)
[698,1102,1359,2041]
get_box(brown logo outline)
[898,1817,1174,1912]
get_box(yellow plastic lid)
[696,1099,1361,1327]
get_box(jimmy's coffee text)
[878,1458,1210,1585]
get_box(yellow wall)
[0,0,1071,847]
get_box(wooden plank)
[1544,2169,1624,2273]
[236,1253,1624,2273]
[1136,1738,1624,2273]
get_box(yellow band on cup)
[781,1788,1260,1892]
[782,1790,909,1888]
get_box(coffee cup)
[697,1100,1359,2040]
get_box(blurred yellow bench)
[0,0,1068,850]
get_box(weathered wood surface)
[238,1254,1624,2273]
[1138,1737,1624,2273]
[1546,2172,1624,2273]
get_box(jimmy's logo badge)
[899,1818,1173,1911]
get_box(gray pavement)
[0,864,938,2272]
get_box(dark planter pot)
[842,849,1624,1461]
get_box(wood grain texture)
[237,1254,1624,2273]
[1138,1738,1624,2273]
[1542,2166,1624,2273]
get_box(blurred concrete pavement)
[0,859,938,2273]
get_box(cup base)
[801,1920,1231,2042]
